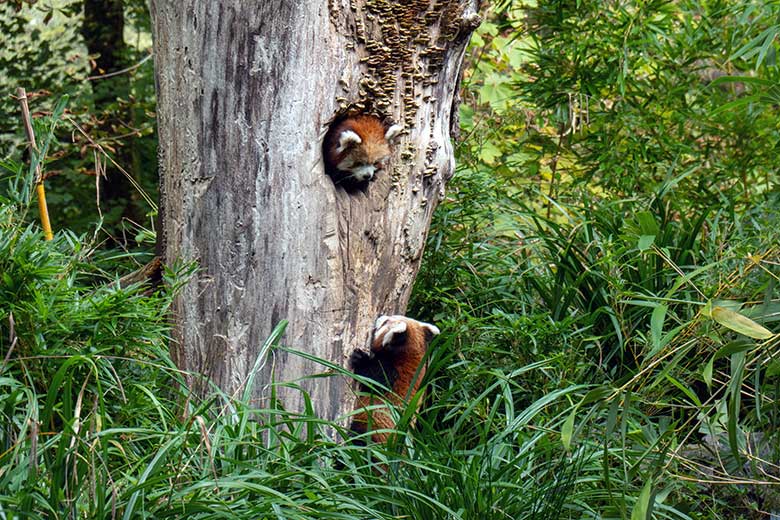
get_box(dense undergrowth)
[2,0,780,518]
[410,0,780,517]
[2,141,778,519]
[0,115,581,517]
[0,161,580,518]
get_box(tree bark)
[151,1,480,423]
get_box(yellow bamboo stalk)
[35,183,53,240]
[17,87,53,240]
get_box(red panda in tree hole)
[322,115,403,190]
[348,315,440,444]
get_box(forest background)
[1,0,779,518]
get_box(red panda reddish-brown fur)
[348,315,440,444]
[322,115,402,190]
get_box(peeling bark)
[150,0,480,424]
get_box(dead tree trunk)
[150,1,480,423]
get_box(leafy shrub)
[411,1,780,517]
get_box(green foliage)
[0,150,173,516]
[0,1,88,139]
[0,111,587,517]
[2,0,780,519]
[411,1,780,517]
[0,0,157,239]
[413,171,780,518]
[0,173,584,517]
[461,0,780,210]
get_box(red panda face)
[323,115,402,187]
[334,130,389,182]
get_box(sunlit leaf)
[711,306,773,339]
[649,304,666,355]
[561,407,575,451]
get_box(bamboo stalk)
[17,87,53,241]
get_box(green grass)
[410,166,780,519]
[0,151,587,518]
[5,156,776,518]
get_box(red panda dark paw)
[349,348,373,369]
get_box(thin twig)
[17,89,43,185]
[87,53,152,81]
[66,115,157,211]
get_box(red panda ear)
[382,320,408,348]
[372,316,408,352]
[384,124,403,142]
[337,130,362,153]
[375,315,391,330]
[421,322,440,344]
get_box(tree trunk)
[150,1,480,423]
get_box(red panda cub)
[349,315,440,444]
[322,115,402,190]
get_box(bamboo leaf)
[582,385,612,405]
[635,211,659,236]
[631,478,653,520]
[703,339,753,388]
[711,306,773,339]
[727,351,747,466]
[766,358,780,378]
[649,304,667,355]
[561,407,576,451]
[665,374,701,407]
[710,94,761,115]
[709,75,774,88]
[703,358,714,388]
[637,235,655,251]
